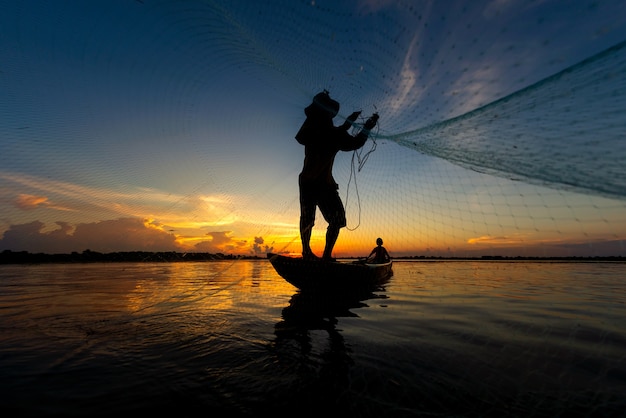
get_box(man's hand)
[341,110,362,130]
[364,113,379,130]
[347,110,361,122]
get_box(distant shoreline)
[1,250,624,264]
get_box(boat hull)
[267,253,393,291]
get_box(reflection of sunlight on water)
[125,262,240,313]
[0,261,297,350]
[121,261,296,322]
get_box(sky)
[1,0,626,258]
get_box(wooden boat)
[267,252,393,291]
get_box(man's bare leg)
[300,221,317,259]
[323,225,340,260]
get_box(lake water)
[0,260,624,417]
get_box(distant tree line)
[0,249,263,264]
[1,249,623,264]
[393,255,625,262]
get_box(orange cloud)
[13,193,76,212]
[467,235,525,245]
[14,194,50,210]
[193,231,248,254]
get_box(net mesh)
[1,0,625,258]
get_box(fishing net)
[1,0,625,257]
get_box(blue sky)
[1,0,626,257]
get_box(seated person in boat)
[367,237,390,263]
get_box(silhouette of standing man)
[295,91,378,261]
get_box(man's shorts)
[299,182,347,228]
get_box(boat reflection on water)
[275,285,389,336]
[271,276,392,412]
